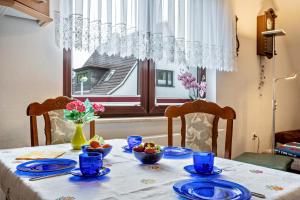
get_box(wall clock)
[257,8,277,59]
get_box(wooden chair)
[27,96,95,146]
[165,100,236,159]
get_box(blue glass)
[173,179,252,200]
[81,145,112,158]
[127,135,142,149]
[193,152,214,174]
[16,159,77,173]
[122,145,132,153]
[163,146,193,157]
[184,165,222,176]
[79,152,103,176]
[71,167,110,177]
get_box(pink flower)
[66,102,76,111]
[66,101,86,112]
[92,103,105,112]
[190,81,198,88]
[77,104,86,112]
[199,90,205,97]
[199,82,207,90]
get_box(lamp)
[262,29,298,154]
[272,73,297,153]
[275,73,297,82]
[80,76,88,96]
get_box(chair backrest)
[165,100,236,159]
[27,96,95,146]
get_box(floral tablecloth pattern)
[0,139,300,200]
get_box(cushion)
[48,110,75,144]
[234,152,294,171]
[275,130,300,144]
[185,112,214,151]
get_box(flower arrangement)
[64,99,105,150]
[64,99,104,124]
[178,71,207,100]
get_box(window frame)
[63,50,199,117]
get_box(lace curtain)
[55,0,237,71]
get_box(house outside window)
[59,0,229,116]
[64,49,208,117]
[156,70,174,87]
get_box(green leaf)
[189,95,195,100]
[84,99,94,112]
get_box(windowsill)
[94,116,224,133]
[95,116,180,124]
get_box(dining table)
[0,139,300,200]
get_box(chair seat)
[234,152,294,171]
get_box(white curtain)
[55,0,237,71]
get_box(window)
[104,70,116,82]
[64,50,207,117]
[77,72,88,83]
[156,70,173,87]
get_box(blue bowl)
[133,150,164,164]
[81,145,112,158]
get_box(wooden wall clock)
[257,8,277,59]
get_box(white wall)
[112,64,138,96]
[0,6,63,148]
[216,0,300,157]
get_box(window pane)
[167,71,173,86]
[155,64,202,105]
[72,49,140,106]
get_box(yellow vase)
[71,123,87,150]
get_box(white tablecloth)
[0,139,300,200]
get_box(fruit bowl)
[81,145,112,158]
[132,142,164,164]
[81,136,112,158]
[133,151,164,164]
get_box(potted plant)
[178,71,207,100]
[64,99,105,150]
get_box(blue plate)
[163,146,193,157]
[184,165,222,176]
[70,167,110,177]
[122,145,132,153]
[173,179,252,200]
[16,159,77,173]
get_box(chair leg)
[168,118,173,146]
[90,120,95,139]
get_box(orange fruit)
[90,141,101,148]
[102,144,111,148]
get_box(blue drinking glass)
[79,152,103,176]
[127,135,142,149]
[193,152,214,174]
